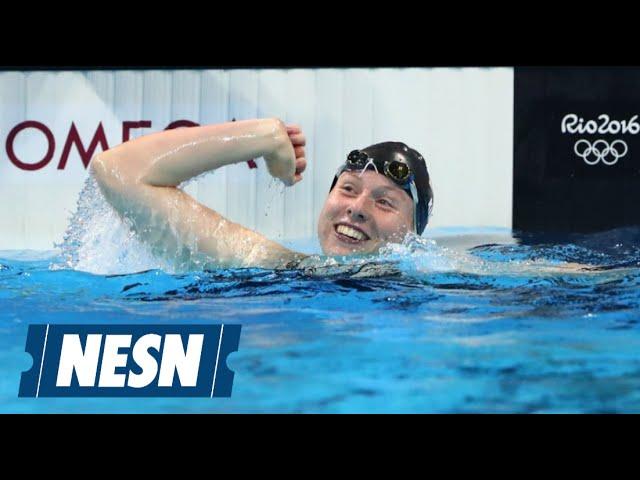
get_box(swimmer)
[90,118,589,274]
[90,118,432,270]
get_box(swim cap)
[329,142,434,235]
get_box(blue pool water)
[3,224,640,413]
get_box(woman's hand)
[264,120,308,186]
[287,124,307,185]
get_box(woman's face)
[317,170,415,256]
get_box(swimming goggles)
[338,149,420,233]
[346,150,414,185]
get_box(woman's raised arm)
[89,118,308,270]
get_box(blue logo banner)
[19,324,241,397]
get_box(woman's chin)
[323,238,379,257]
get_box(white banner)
[0,68,513,250]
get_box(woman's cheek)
[381,216,410,242]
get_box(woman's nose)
[347,196,369,222]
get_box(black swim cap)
[329,142,434,235]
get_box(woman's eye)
[341,185,354,192]
[378,199,393,208]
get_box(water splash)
[264,178,286,220]
[50,176,173,275]
[378,233,461,273]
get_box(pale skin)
[318,170,416,256]
[91,117,590,273]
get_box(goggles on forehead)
[346,150,414,185]
[336,150,420,234]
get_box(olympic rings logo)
[573,139,628,166]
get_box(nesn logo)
[19,324,241,397]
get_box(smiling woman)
[319,170,418,255]
[90,118,434,270]
[318,142,434,256]
[318,171,413,255]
